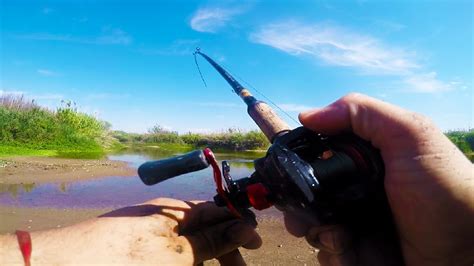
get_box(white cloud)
[278,103,313,112]
[403,72,453,93]
[16,27,132,45]
[37,69,59,76]
[251,21,418,75]
[251,20,463,93]
[190,7,245,33]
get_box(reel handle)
[138,150,209,186]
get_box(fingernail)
[299,107,323,117]
[318,230,337,250]
[225,222,252,244]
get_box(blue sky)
[1,0,472,133]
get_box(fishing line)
[193,50,208,88]
[193,50,301,126]
[220,63,301,126]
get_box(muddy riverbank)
[0,157,136,184]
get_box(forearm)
[0,233,23,265]
[0,229,67,265]
[0,223,93,265]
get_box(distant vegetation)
[1,94,472,158]
[0,94,269,157]
[445,130,474,155]
[112,126,269,151]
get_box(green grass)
[0,94,117,157]
[0,145,109,159]
[0,145,58,158]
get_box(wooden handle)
[247,101,291,142]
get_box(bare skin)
[0,198,261,265]
[294,93,474,266]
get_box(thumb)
[298,93,422,152]
[306,225,352,254]
[185,220,262,263]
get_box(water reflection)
[59,183,68,193]
[0,149,261,208]
[0,182,72,198]
[108,148,261,170]
[0,183,37,198]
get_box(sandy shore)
[0,157,136,184]
[0,206,319,265]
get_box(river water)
[0,149,263,209]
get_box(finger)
[181,201,237,233]
[283,209,320,237]
[317,250,357,266]
[141,198,236,232]
[216,249,246,266]
[298,93,416,151]
[242,232,262,249]
[306,225,352,254]
[186,220,262,263]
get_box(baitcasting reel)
[138,127,392,228]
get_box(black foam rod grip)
[138,150,209,186]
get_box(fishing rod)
[137,49,403,263]
[193,48,291,142]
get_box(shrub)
[446,129,474,153]
[0,94,107,151]
[180,129,269,150]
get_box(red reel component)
[246,183,272,210]
[203,148,242,217]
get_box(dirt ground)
[0,157,136,184]
[0,157,320,265]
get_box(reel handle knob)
[138,150,209,186]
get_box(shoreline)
[0,156,136,184]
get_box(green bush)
[0,95,107,151]
[113,127,269,151]
[143,124,184,144]
[180,129,269,151]
[446,129,474,153]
